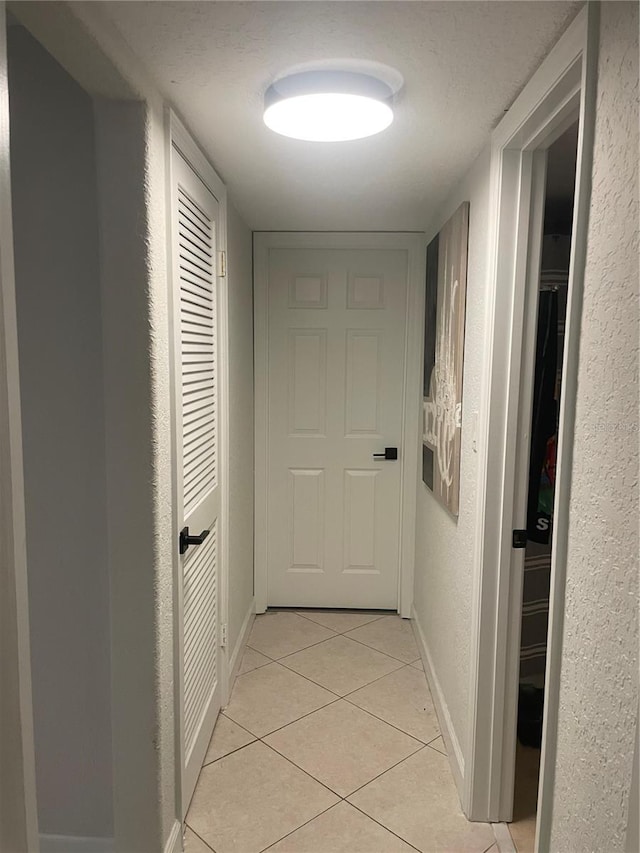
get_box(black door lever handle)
[179,526,210,555]
[373,447,398,460]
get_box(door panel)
[171,149,222,813]
[289,468,324,571]
[288,330,327,435]
[267,247,408,609]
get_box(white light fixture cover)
[264,70,394,142]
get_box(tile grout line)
[262,659,345,697]
[226,696,342,744]
[275,643,407,693]
[245,630,341,663]
[250,623,418,671]
[201,735,256,769]
[340,692,440,746]
[346,799,423,853]
[218,711,260,738]
[339,631,422,666]
[344,744,429,802]
[261,727,424,802]
[276,655,405,697]
[236,656,274,675]
[278,657,423,709]
[259,738,345,800]
[256,801,339,853]
[293,610,388,632]
[199,711,259,769]
[185,821,218,853]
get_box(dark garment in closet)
[527,291,558,544]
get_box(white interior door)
[267,246,408,609]
[171,148,223,812]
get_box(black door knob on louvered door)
[179,526,210,555]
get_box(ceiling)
[101,1,581,231]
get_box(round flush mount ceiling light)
[263,70,394,142]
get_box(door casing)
[463,6,598,848]
[254,231,425,617]
[0,3,39,848]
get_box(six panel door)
[267,247,408,608]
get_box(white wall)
[8,25,113,838]
[549,3,639,849]
[413,145,491,764]
[226,201,255,656]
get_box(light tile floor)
[186,611,497,853]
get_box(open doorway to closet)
[7,20,114,845]
[509,123,579,853]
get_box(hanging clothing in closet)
[527,289,558,544]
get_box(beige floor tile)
[224,662,337,737]
[266,801,417,852]
[265,699,422,797]
[410,658,424,671]
[349,748,495,852]
[297,610,386,633]
[204,713,255,764]
[346,616,420,663]
[428,735,447,755]
[509,816,536,853]
[184,827,213,853]
[346,665,440,743]
[238,646,272,674]
[248,612,336,659]
[281,635,403,695]
[188,741,339,853]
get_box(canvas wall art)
[422,201,470,516]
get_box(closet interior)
[511,121,579,853]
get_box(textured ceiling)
[101,1,581,231]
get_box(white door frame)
[166,110,230,819]
[0,4,39,848]
[254,231,425,617]
[464,5,599,845]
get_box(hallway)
[184,612,496,853]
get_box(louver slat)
[178,187,217,516]
[183,521,218,751]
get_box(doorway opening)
[7,19,113,844]
[509,122,579,853]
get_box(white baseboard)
[227,597,255,699]
[411,606,466,800]
[40,835,114,853]
[164,819,183,853]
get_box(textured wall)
[413,145,491,760]
[66,4,178,847]
[226,202,255,654]
[9,26,113,838]
[550,3,639,849]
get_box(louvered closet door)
[171,148,222,813]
